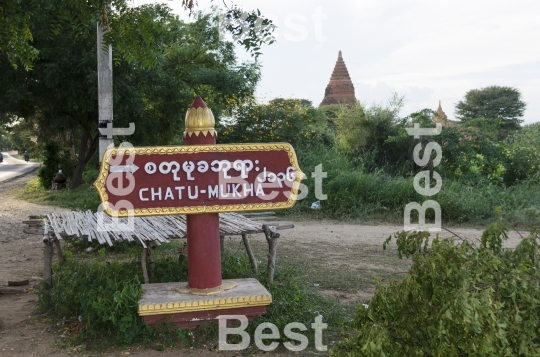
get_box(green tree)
[0,0,275,70]
[219,98,332,147]
[438,125,505,183]
[0,126,13,150]
[335,98,403,152]
[2,119,39,156]
[455,86,526,129]
[334,95,410,171]
[37,141,74,188]
[503,123,540,185]
[400,109,512,184]
[0,3,261,188]
[0,0,39,70]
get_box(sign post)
[94,96,303,327]
[183,96,221,292]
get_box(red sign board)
[94,143,304,217]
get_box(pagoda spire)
[320,51,357,106]
[436,100,447,119]
[433,100,452,127]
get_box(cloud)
[134,0,540,123]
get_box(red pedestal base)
[142,306,266,328]
[138,279,272,329]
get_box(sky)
[135,0,540,123]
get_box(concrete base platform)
[138,278,272,328]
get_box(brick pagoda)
[433,100,452,127]
[320,51,357,106]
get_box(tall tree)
[0,0,275,69]
[0,3,261,188]
[455,86,526,129]
[220,98,332,147]
[334,95,408,168]
[0,0,39,70]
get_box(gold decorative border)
[174,281,238,295]
[94,143,305,217]
[138,294,272,316]
[183,129,216,137]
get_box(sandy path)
[247,218,526,250]
[0,175,70,356]
[0,173,530,356]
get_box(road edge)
[0,164,41,184]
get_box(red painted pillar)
[184,96,222,290]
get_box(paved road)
[0,152,40,182]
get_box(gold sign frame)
[94,143,305,217]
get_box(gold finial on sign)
[184,96,216,138]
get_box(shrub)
[38,142,62,188]
[219,98,333,147]
[37,141,75,188]
[331,227,540,356]
[334,96,411,172]
[503,123,540,185]
[282,144,540,226]
[20,176,101,211]
[38,245,346,350]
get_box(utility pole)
[97,23,114,163]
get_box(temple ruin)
[433,100,452,127]
[320,51,357,106]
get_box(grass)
[39,237,362,353]
[17,146,540,228]
[282,145,540,227]
[240,235,411,303]
[15,144,540,354]
[18,174,101,211]
[39,231,413,353]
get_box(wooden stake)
[141,247,149,284]
[147,242,155,279]
[43,234,54,289]
[0,287,27,295]
[220,235,225,252]
[53,239,65,263]
[242,234,258,275]
[262,224,280,285]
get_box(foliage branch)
[332,225,540,356]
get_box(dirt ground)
[0,173,528,356]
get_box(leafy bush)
[38,142,61,188]
[38,244,345,350]
[37,141,76,188]
[430,119,513,185]
[334,95,411,172]
[219,98,333,147]
[331,227,540,356]
[323,171,416,219]
[20,176,101,211]
[503,123,540,185]
[281,144,540,226]
[43,259,150,346]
